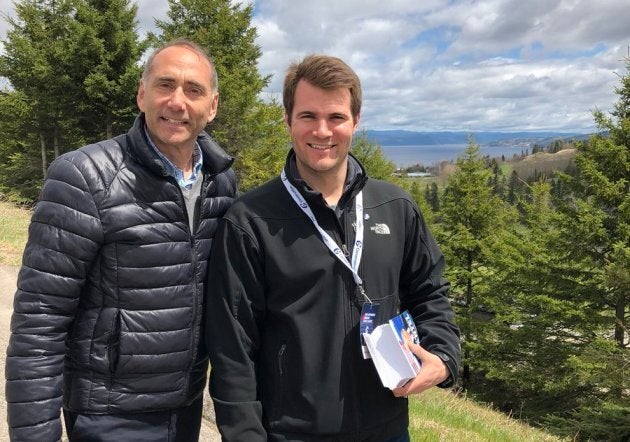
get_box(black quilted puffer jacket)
[5,114,237,442]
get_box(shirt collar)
[144,125,203,189]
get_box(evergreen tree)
[478,58,629,440]
[425,181,439,212]
[0,0,145,201]
[559,60,629,350]
[0,0,81,178]
[544,393,630,441]
[235,99,288,191]
[408,180,434,224]
[506,170,521,205]
[438,139,512,387]
[479,182,601,420]
[483,179,629,439]
[72,0,146,139]
[488,158,504,197]
[0,90,42,201]
[548,139,564,153]
[424,184,431,208]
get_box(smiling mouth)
[308,143,334,150]
[162,117,187,125]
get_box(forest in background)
[0,1,628,440]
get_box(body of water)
[380,144,529,167]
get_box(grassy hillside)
[0,200,564,440]
[0,199,31,266]
[509,148,576,179]
[409,389,564,441]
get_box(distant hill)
[365,129,590,146]
[511,148,577,179]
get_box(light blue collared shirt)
[144,126,203,189]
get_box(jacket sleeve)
[399,202,461,386]
[205,216,267,441]
[5,154,103,442]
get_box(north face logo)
[370,223,391,235]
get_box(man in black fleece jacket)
[206,54,459,441]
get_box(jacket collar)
[284,149,368,209]
[125,113,233,178]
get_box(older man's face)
[137,45,218,154]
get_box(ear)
[284,113,291,129]
[207,92,219,123]
[353,112,361,131]
[136,80,145,112]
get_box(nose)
[313,119,332,138]
[168,87,186,112]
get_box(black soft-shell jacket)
[5,114,236,442]
[206,152,460,441]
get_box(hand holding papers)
[362,310,422,390]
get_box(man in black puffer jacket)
[5,39,236,441]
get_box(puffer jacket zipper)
[186,166,233,374]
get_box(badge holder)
[358,285,380,359]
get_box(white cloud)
[1,0,628,132]
[135,0,169,38]
[248,0,629,132]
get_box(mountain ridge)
[364,129,591,146]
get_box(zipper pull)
[341,244,350,259]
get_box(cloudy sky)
[2,0,629,133]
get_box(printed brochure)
[362,310,422,389]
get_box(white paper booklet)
[363,310,422,390]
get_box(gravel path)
[0,264,221,441]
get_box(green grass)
[409,389,565,441]
[0,200,31,266]
[0,199,564,441]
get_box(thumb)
[407,340,431,361]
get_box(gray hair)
[142,38,218,92]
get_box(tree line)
[1,1,628,440]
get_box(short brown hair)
[142,38,218,92]
[283,55,361,124]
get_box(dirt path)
[0,265,16,442]
[0,264,221,441]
